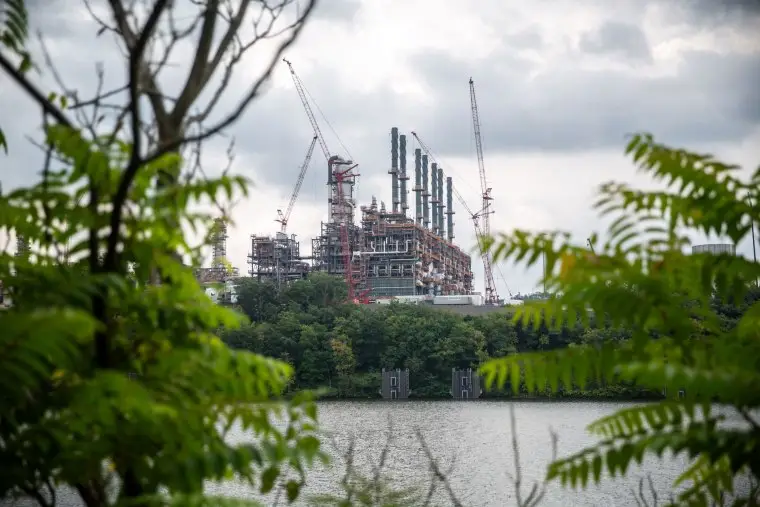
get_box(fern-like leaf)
[0,308,96,416]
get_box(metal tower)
[469,78,498,305]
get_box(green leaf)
[260,466,280,494]
[285,480,301,503]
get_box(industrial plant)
[248,126,474,302]
[195,60,508,306]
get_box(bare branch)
[68,84,129,111]
[415,429,464,507]
[45,480,56,507]
[83,0,118,37]
[188,0,301,125]
[104,0,170,273]
[508,403,558,507]
[170,0,225,123]
[0,51,73,128]
[142,0,316,169]
[107,0,170,133]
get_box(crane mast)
[282,58,368,303]
[468,77,498,305]
[282,59,332,176]
[276,136,318,233]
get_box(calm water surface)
[214,400,692,506]
[11,400,733,506]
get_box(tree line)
[220,273,760,400]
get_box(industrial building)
[194,218,239,304]
[247,127,473,301]
[380,368,411,400]
[452,368,482,399]
[248,232,310,286]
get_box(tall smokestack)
[437,167,445,237]
[422,154,430,229]
[390,127,399,213]
[431,162,439,234]
[414,148,422,225]
[399,134,409,215]
[446,176,454,242]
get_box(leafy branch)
[480,133,760,505]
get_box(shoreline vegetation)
[221,274,758,403]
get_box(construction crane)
[333,164,371,304]
[282,58,335,183]
[276,135,318,233]
[468,77,498,305]
[282,58,370,304]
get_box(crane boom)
[277,136,318,233]
[468,78,498,305]
[282,59,331,162]
[412,131,508,299]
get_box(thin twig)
[415,429,464,507]
[0,51,73,127]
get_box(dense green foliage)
[221,273,758,402]
[0,125,324,506]
[481,134,760,505]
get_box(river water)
[212,400,693,506]
[10,400,746,506]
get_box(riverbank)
[312,389,665,402]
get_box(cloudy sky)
[1,0,759,296]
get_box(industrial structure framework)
[243,60,473,301]
[309,127,473,299]
[194,218,239,285]
[246,126,474,299]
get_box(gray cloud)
[3,0,760,209]
[655,0,760,28]
[678,0,760,18]
[504,27,544,50]
[408,48,760,157]
[311,0,361,22]
[579,21,652,62]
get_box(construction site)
[199,61,504,306]
[247,126,474,302]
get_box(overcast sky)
[1,0,759,296]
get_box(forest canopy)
[220,273,760,399]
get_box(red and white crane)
[468,77,499,305]
[276,135,318,233]
[282,58,370,303]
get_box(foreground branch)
[0,51,73,128]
